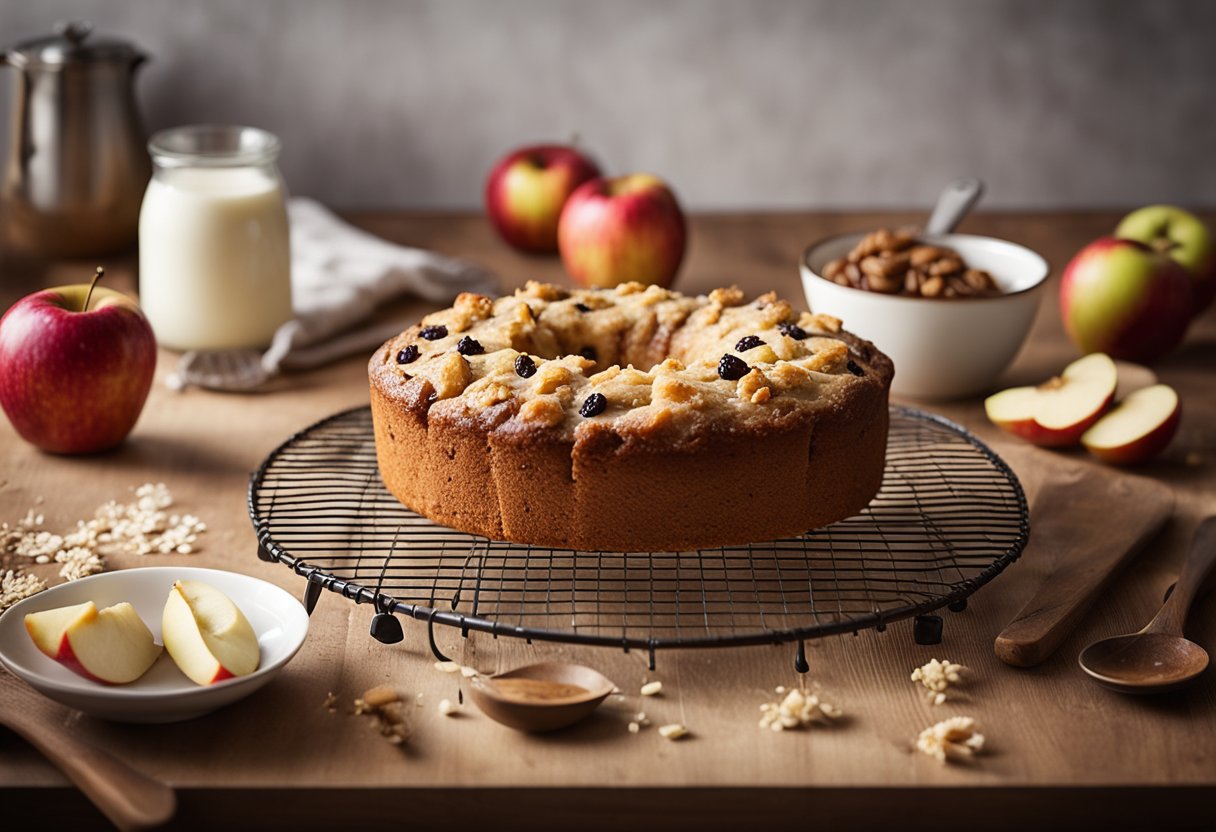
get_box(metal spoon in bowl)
[1079,516,1216,694]
[924,177,985,235]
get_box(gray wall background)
[3,0,1214,210]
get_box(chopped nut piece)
[361,685,400,709]
[640,681,663,697]
[910,658,964,704]
[916,716,985,764]
[519,395,566,426]
[708,286,745,307]
[658,723,689,740]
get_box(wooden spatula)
[994,467,1173,668]
[0,671,176,830]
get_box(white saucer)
[0,566,309,723]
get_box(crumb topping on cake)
[372,281,890,445]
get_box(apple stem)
[83,267,104,312]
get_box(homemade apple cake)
[369,281,893,552]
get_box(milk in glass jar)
[139,125,292,351]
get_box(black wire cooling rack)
[248,406,1028,668]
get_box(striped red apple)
[484,144,601,254]
[557,173,687,289]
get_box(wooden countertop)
[2,212,1214,831]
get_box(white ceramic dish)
[0,566,308,723]
[801,232,1050,399]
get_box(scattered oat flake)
[1,569,46,612]
[916,716,985,764]
[911,658,964,704]
[438,698,457,716]
[459,665,478,678]
[658,723,689,740]
[434,660,461,673]
[640,681,663,696]
[759,688,842,732]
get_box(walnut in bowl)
[801,231,1049,400]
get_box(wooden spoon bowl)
[1079,632,1210,694]
[468,662,615,733]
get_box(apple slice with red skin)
[985,353,1118,447]
[1082,384,1180,465]
[25,600,162,685]
[162,579,260,686]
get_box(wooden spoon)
[467,662,615,732]
[1079,516,1216,694]
[0,672,176,830]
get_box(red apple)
[1115,205,1215,315]
[1082,384,1180,465]
[0,268,156,454]
[984,352,1117,446]
[484,144,602,253]
[1059,237,1193,364]
[557,173,687,289]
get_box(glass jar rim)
[148,124,281,167]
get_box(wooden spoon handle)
[3,714,176,831]
[1146,516,1216,636]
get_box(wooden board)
[995,464,1174,667]
[1,212,1214,830]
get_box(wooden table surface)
[2,212,1214,831]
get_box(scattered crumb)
[434,660,461,673]
[759,687,842,732]
[438,698,457,716]
[460,665,478,678]
[916,716,985,764]
[322,692,338,713]
[911,658,965,705]
[1186,452,1203,467]
[351,686,411,745]
[640,681,663,697]
[657,723,689,740]
[634,712,651,727]
[627,721,640,734]
[415,692,425,708]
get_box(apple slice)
[26,601,162,685]
[162,579,260,686]
[1082,384,1180,465]
[984,353,1118,446]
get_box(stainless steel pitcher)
[1,21,150,258]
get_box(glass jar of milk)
[139,125,292,351]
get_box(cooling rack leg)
[913,614,944,645]
[303,579,323,615]
[794,640,810,674]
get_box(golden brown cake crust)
[370,282,893,552]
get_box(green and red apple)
[162,579,260,686]
[984,353,1117,446]
[0,269,156,454]
[557,173,687,289]
[1115,205,1215,314]
[25,600,162,685]
[1059,238,1193,364]
[484,144,601,253]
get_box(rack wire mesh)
[248,406,1028,654]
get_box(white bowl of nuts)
[801,228,1049,399]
